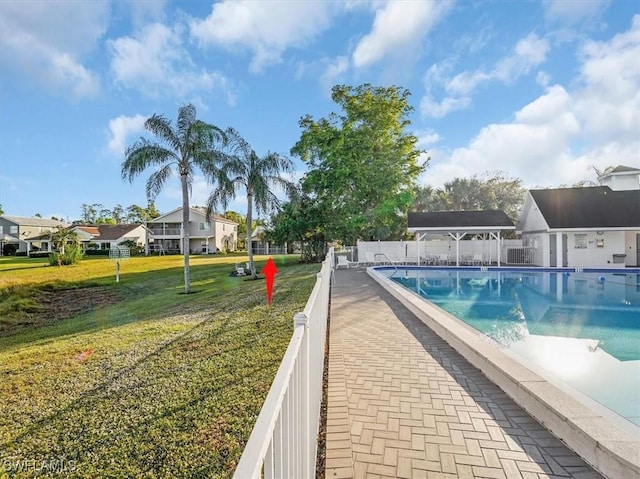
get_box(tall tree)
[0,204,3,215]
[223,211,247,249]
[292,84,425,244]
[412,172,526,224]
[206,128,293,278]
[122,104,226,294]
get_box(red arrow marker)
[261,257,279,305]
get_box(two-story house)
[146,207,238,254]
[0,215,67,255]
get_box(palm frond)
[176,104,197,147]
[145,164,173,200]
[144,115,181,153]
[122,140,178,182]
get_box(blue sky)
[1,0,638,222]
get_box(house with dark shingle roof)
[518,166,640,268]
[71,224,147,251]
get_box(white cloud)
[421,33,550,118]
[320,56,350,92]
[108,114,147,156]
[352,0,451,68]
[542,0,610,24]
[573,15,640,142]
[0,0,107,98]
[190,0,337,73]
[416,129,442,148]
[108,23,233,100]
[423,16,640,190]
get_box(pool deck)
[325,268,605,479]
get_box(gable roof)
[408,210,515,231]
[529,186,640,229]
[72,224,144,241]
[607,165,640,174]
[150,207,238,224]
[1,215,66,227]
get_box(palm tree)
[122,104,226,294]
[49,226,79,254]
[206,128,294,279]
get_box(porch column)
[556,233,563,269]
[448,232,467,267]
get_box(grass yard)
[0,254,320,478]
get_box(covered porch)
[408,210,516,267]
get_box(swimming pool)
[382,268,640,430]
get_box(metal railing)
[148,228,181,236]
[232,249,333,479]
[504,246,534,265]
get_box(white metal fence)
[232,249,333,479]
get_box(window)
[10,225,18,234]
[199,222,210,231]
[596,238,604,248]
[223,224,225,231]
[0,226,3,234]
[574,234,587,249]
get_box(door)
[637,234,640,266]
[562,234,568,267]
[549,234,557,267]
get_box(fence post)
[294,312,310,478]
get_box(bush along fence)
[232,249,333,479]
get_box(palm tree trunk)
[247,193,256,279]
[181,174,191,294]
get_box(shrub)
[2,244,17,256]
[28,251,51,258]
[84,249,110,256]
[118,240,144,256]
[48,244,84,266]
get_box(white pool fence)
[232,248,333,479]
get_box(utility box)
[612,254,626,263]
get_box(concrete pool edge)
[367,267,640,479]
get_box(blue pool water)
[385,268,640,429]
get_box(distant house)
[146,207,238,254]
[0,215,67,255]
[71,224,147,252]
[250,225,287,255]
[518,165,640,268]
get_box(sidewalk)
[325,268,603,479]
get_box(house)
[518,165,640,268]
[146,207,238,254]
[0,215,67,255]
[71,224,147,252]
[250,225,287,255]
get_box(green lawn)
[0,254,320,478]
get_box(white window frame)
[199,222,210,231]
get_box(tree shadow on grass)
[0,262,273,351]
[2,312,290,478]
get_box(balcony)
[148,228,181,236]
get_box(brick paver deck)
[325,268,603,479]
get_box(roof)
[0,215,66,227]
[408,210,515,231]
[607,165,640,174]
[529,186,640,229]
[150,207,238,224]
[72,224,144,241]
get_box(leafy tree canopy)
[412,171,526,223]
[291,84,425,244]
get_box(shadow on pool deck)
[325,268,603,479]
